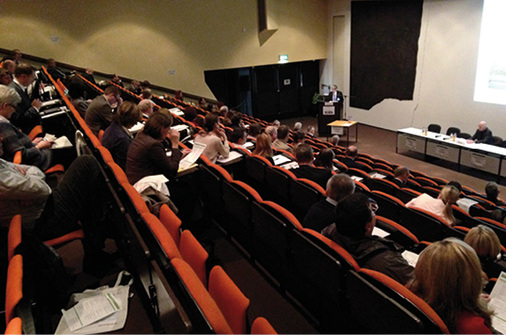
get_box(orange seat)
[44,229,85,247]
[8,215,22,262]
[27,125,43,141]
[143,212,181,260]
[171,258,233,334]
[208,265,250,334]
[5,255,23,324]
[251,317,277,334]
[4,317,22,335]
[180,230,208,286]
[159,204,182,248]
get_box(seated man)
[322,193,414,284]
[264,125,277,142]
[230,127,250,152]
[467,121,493,144]
[291,144,333,189]
[302,174,355,232]
[272,125,292,152]
[485,181,506,206]
[0,85,52,170]
[340,145,362,169]
[393,166,410,187]
[85,85,122,136]
[8,63,42,133]
[46,58,69,82]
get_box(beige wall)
[325,0,505,137]
[0,0,327,98]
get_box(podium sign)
[322,106,335,116]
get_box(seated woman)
[407,239,494,334]
[194,113,229,164]
[314,148,335,171]
[406,185,460,226]
[465,225,506,279]
[101,101,142,170]
[252,132,274,164]
[126,112,182,185]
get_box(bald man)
[467,121,493,144]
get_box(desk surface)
[328,120,357,127]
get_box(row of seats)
[51,71,279,333]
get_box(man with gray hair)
[0,85,52,170]
[302,174,355,232]
[138,99,154,118]
[467,121,493,144]
[485,181,506,206]
[264,125,277,142]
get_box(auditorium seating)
[251,317,277,334]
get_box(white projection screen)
[474,0,506,105]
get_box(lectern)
[317,101,342,136]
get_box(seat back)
[446,127,460,136]
[264,166,296,208]
[348,268,449,334]
[288,178,325,221]
[142,212,181,260]
[375,215,420,247]
[6,255,23,324]
[171,258,233,334]
[370,190,405,222]
[476,217,506,246]
[159,204,182,248]
[245,155,273,191]
[399,207,449,242]
[5,317,22,335]
[368,178,400,195]
[199,163,232,226]
[208,266,250,334]
[180,230,209,287]
[8,215,22,262]
[395,187,422,204]
[427,124,441,133]
[251,317,277,334]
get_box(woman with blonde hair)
[252,132,274,164]
[406,185,460,226]
[408,238,494,334]
[465,225,505,279]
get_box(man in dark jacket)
[322,193,414,284]
[467,121,493,144]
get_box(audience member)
[307,125,316,138]
[329,134,340,147]
[0,69,12,86]
[128,80,142,95]
[302,174,355,232]
[272,125,292,153]
[248,123,262,140]
[264,125,277,142]
[293,121,302,132]
[447,180,463,194]
[464,225,505,279]
[194,112,229,163]
[229,110,244,130]
[2,49,22,64]
[407,239,493,334]
[101,101,142,170]
[140,80,150,90]
[174,90,183,102]
[138,99,154,118]
[2,60,16,75]
[291,144,332,189]
[126,112,182,184]
[219,105,229,117]
[198,97,207,110]
[183,105,199,127]
[393,166,410,187]
[467,121,493,144]
[252,133,274,164]
[67,79,89,118]
[82,67,96,85]
[0,85,52,170]
[8,63,42,133]
[314,148,335,171]
[485,181,506,206]
[340,145,362,169]
[230,127,250,152]
[46,58,68,82]
[141,88,153,100]
[111,74,123,87]
[292,131,306,147]
[85,85,122,136]
[272,119,280,128]
[406,185,460,226]
[323,193,414,284]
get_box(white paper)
[489,271,506,334]
[401,250,419,267]
[217,150,243,164]
[133,174,170,196]
[372,227,389,238]
[52,136,73,149]
[172,124,189,132]
[169,107,184,116]
[272,154,291,166]
[280,161,299,170]
[244,141,254,149]
[179,142,205,170]
[129,122,144,134]
[61,293,121,331]
[456,198,479,213]
[369,172,386,179]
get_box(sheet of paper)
[401,250,419,267]
[369,172,386,179]
[280,161,299,170]
[217,150,243,164]
[169,107,184,116]
[272,154,291,166]
[372,227,389,238]
[52,136,73,149]
[61,293,121,331]
[129,122,144,134]
[456,197,479,213]
[489,271,506,334]
[172,124,189,132]
[179,142,205,170]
